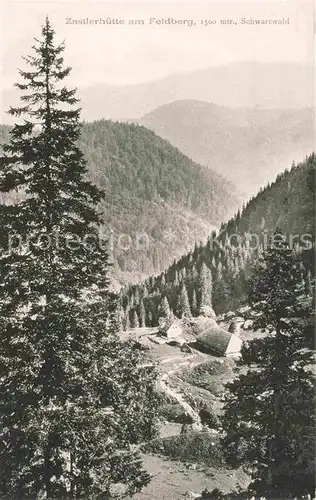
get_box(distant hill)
[1,62,314,124]
[0,121,240,283]
[123,154,315,325]
[138,100,315,195]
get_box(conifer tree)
[125,306,131,331]
[158,296,171,318]
[191,289,197,316]
[0,19,158,498]
[142,283,148,298]
[134,287,140,305]
[129,294,135,309]
[173,271,180,288]
[148,311,153,327]
[197,262,213,314]
[191,264,198,282]
[213,262,229,314]
[131,309,140,328]
[139,300,146,327]
[222,233,315,499]
[116,304,124,331]
[177,283,191,318]
[304,269,313,296]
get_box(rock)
[228,320,237,333]
[110,483,127,495]
[184,491,200,499]
[180,343,192,353]
[243,319,253,330]
[225,311,235,320]
[148,335,167,345]
[166,338,184,347]
[187,463,197,470]
[199,305,216,319]
[237,305,251,315]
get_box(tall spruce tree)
[222,232,315,499]
[0,19,158,498]
[158,296,171,318]
[139,299,146,327]
[125,306,131,331]
[304,269,313,296]
[177,283,191,318]
[197,262,213,314]
[213,262,229,314]
[131,309,140,329]
[191,289,197,316]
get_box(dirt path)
[157,352,208,431]
[159,372,203,430]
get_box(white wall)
[225,333,243,358]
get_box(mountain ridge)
[1,61,314,125]
[138,99,315,195]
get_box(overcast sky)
[1,0,314,90]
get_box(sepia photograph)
[0,0,315,498]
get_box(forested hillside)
[0,121,240,282]
[122,154,315,326]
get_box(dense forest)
[122,154,315,327]
[0,121,240,283]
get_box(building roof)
[195,325,233,356]
[182,316,217,336]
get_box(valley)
[0,121,240,284]
[124,312,257,500]
[138,100,314,195]
[122,154,315,329]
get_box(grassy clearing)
[134,453,250,500]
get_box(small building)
[158,315,243,357]
[193,324,242,358]
[158,317,184,339]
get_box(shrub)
[199,487,316,500]
[181,360,233,396]
[199,406,221,429]
[159,403,193,424]
[142,431,224,466]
